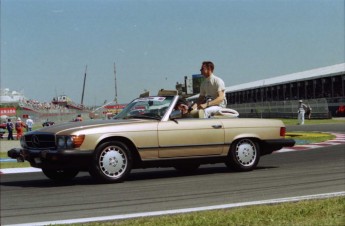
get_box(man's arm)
[208,90,225,106]
[302,104,308,110]
[198,90,225,109]
[195,95,205,110]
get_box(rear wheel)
[225,138,260,171]
[89,141,132,183]
[42,168,79,181]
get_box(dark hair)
[202,61,214,72]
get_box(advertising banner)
[0,107,16,116]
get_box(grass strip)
[286,132,335,144]
[0,160,30,168]
[58,196,345,226]
[280,118,345,125]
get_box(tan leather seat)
[189,109,205,118]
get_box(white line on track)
[0,167,42,174]
[4,192,345,226]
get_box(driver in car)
[175,98,193,118]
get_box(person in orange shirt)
[15,117,25,140]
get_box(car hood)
[35,119,153,134]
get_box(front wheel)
[42,168,79,181]
[89,141,132,183]
[225,138,260,171]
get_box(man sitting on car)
[194,61,227,118]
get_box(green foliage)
[280,118,345,126]
[0,161,30,168]
[0,150,31,168]
[286,132,335,144]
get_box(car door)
[157,118,225,158]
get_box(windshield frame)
[114,95,179,121]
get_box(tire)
[174,163,200,173]
[225,138,260,171]
[89,141,132,183]
[42,168,79,181]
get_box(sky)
[1,0,344,106]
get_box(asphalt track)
[0,124,344,225]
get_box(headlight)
[56,135,85,149]
[66,137,73,148]
[57,137,66,148]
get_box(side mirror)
[170,110,182,120]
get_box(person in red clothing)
[336,105,345,117]
[15,117,26,140]
[75,114,83,122]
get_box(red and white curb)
[1,133,345,175]
[277,133,345,153]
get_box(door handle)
[212,125,222,129]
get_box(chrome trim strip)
[159,143,225,148]
[138,143,227,150]
[141,154,228,161]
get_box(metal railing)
[228,98,331,118]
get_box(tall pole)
[261,80,265,118]
[81,65,87,105]
[114,62,118,104]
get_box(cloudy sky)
[1,0,344,105]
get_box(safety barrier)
[229,98,331,119]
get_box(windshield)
[114,96,175,120]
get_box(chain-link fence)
[229,98,331,119]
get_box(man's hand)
[198,103,208,110]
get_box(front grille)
[24,134,56,149]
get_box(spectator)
[305,104,312,120]
[25,116,34,132]
[6,118,14,140]
[75,114,83,122]
[15,117,25,140]
[297,100,308,125]
[336,105,345,117]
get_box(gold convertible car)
[8,92,295,183]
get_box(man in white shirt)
[297,100,307,125]
[26,116,34,132]
[195,61,226,118]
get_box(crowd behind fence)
[19,99,75,114]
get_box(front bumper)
[8,148,93,170]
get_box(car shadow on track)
[0,165,278,188]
